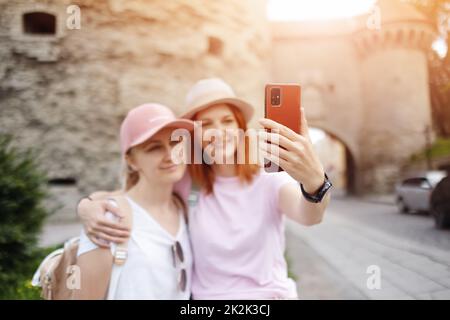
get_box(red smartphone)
[264,83,301,172]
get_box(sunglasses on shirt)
[171,240,187,292]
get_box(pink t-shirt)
[178,169,298,300]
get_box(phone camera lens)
[271,88,281,105]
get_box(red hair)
[188,104,260,194]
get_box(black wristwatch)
[300,173,332,203]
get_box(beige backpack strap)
[107,195,133,266]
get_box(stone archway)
[309,127,357,196]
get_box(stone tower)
[354,0,436,193]
[269,0,436,194]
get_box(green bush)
[0,134,49,299]
[8,244,62,300]
[410,137,450,163]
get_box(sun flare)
[267,0,378,21]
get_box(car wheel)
[430,176,450,229]
[397,198,409,214]
[433,206,450,230]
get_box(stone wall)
[0,0,270,195]
[270,20,365,165]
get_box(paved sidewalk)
[334,192,397,206]
[359,194,396,205]
[285,228,366,299]
[285,200,450,300]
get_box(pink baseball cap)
[120,103,194,157]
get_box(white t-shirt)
[77,196,192,300]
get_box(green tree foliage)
[0,134,49,299]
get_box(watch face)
[318,179,332,200]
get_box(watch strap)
[300,173,332,203]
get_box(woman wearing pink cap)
[77,79,332,300]
[74,103,194,299]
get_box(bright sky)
[267,0,377,21]
[432,38,448,58]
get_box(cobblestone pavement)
[286,196,450,300]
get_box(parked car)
[395,171,447,215]
[430,175,450,229]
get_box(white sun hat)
[181,78,254,122]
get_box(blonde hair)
[119,154,139,191]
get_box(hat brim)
[127,119,194,152]
[180,98,254,122]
